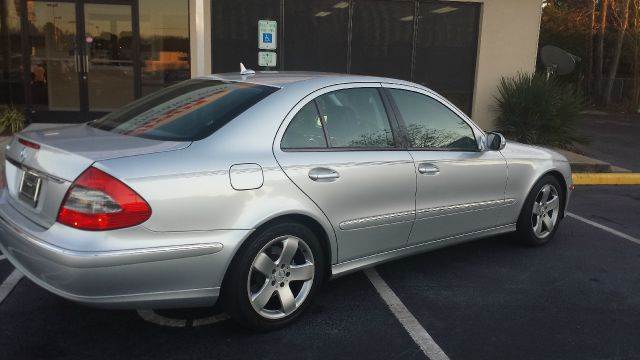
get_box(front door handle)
[309,167,340,182]
[417,163,440,175]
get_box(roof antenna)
[240,63,255,75]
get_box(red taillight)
[57,167,151,231]
[18,138,40,150]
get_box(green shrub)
[0,106,25,135]
[493,73,584,148]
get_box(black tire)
[222,221,325,331]
[516,175,564,246]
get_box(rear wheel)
[516,175,563,246]
[222,222,324,331]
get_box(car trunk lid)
[3,123,189,228]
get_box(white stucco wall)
[189,0,212,77]
[454,0,543,129]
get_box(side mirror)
[486,132,506,151]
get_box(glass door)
[82,1,135,113]
[25,1,82,122]
[24,0,137,122]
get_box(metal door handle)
[417,163,439,175]
[309,167,340,181]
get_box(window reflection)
[212,0,280,72]
[91,79,277,141]
[351,0,414,80]
[414,3,480,114]
[281,101,327,149]
[284,0,348,72]
[0,0,25,106]
[316,88,394,148]
[139,0,190,96]
[27,1,79,110]
[389,89,477,150]
[85,3,134,111]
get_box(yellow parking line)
[572,173,640,185]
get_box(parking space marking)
[567,212,640,245]
[0,270,23,304]
[364,268,449,360]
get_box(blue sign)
[262,33,273,44]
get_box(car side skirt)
[331,223,516,278]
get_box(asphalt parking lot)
[1,185,639,360]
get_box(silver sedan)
[0,72,572,330]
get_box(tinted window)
[212,0,280,72]
[139,0,190,95]
[90,79,278,141]
[389,89,477,150]
[283,0,348,72]
[351,0,413,80]
[281,102,327,149]
[316,88,394,148]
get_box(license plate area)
[19,170,42,207]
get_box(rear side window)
[316,88,394,148]
[388,89,478,151]
[281,102,327,149]
[90,79,278,141]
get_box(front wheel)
[222,222,324,331]
[516,175,564,246]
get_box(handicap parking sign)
[258,20,277,50]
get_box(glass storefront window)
[212,0,280,73]
[27,1,80,111]
[414,2,480,114]
[0,0,24,106]
[84,3,135,111]
[283,0,348,72]
[211,0,480,115]
[139,0,191,96]
[1,0,192,122]
[351,0,414,80]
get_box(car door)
[273,83,416,262]
[383,84,508,244]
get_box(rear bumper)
[0,191,251,309]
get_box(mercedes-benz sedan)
[0,72,572,330]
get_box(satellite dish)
[540,45,581,75]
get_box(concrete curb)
[573,173,640,185]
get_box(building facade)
[0,0,542,129]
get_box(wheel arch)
[544,170,568,217]
[222,212,336,291]
[254,213,334,279]
[522,170,569,219]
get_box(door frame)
[21,0,142,123]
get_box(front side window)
[388,89,477,151]
[90,79,278,141]
[316,88,394,148]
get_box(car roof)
[201,71,420,89]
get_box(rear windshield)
[89,79,278,141]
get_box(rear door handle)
[309,167,340,181]
[417,163,439,175]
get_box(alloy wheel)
[531,184,560,238]
[247,235,315,319]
